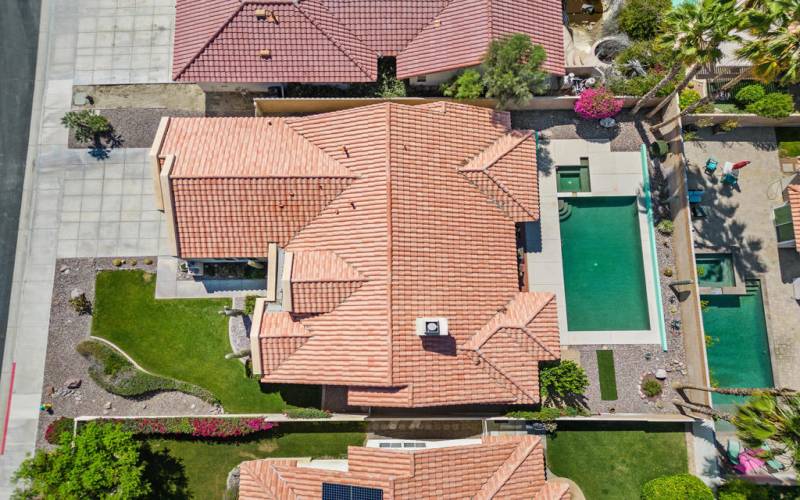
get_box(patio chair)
[760,443,786,472]
[722,171,739,186]
[688,189,704,204]
[727,439,741,465]
[705,158,718,174]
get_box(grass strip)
[596,350,618,401]
[76,339,219,405]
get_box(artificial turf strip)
[776,127,800,157]
[596,350,618,401]
[91,270,320,413]
[546,422,689,500]
[144,422,366,500]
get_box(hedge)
[76,340,219,405]
[284,407,332,419]
[98,417,276,438]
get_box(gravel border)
[37,258,220,448]
[67,108,202,149]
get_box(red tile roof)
[239,435,571,500]
[157,102,560,407]
[789,185,800,252]
[173,0,565,82]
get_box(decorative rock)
[190,404,196,410]
[70,288,85,300]
[142,404,147,409]
[59,265,69,273]
[104,401,112,410]
[655,369,667,380]
[65,378,82,389]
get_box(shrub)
[574,87,623,120]
[540,360,589,403]
[483,34,549,107]
[442,69,484,99]
[615,40,662,71]
[683,130,699,142]
[243,295,258,316]
[618,0,672,41]
[60,110,112,144]
[679,89,714,113]
[69,293,92,315]
[13,422,150,499]
[44,417,74,444]
[717,478,796,500]
[143,258,153,265]
[284,408,332,419]
[608,73,677,98]
[112,258,123,267]
[76,340,219,405]
[717,119,739,133]
[746,92,795,118]
[656,219,674,235]
[127,258,137,267]
[642,378,663,397]
[734,84,766,106]
[376,75,406,98]
[100,417,276,438]
[641,473,714,500]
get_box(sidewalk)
[0,0,175,493]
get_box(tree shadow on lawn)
[141,444,190,500]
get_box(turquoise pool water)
[560,197,650,331]
[696,253,735,287]
[702,280,774,409]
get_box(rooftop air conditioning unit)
[415,317,449,337]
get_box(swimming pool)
[696,253,735,287]
[559,197,651,331]
[702,280,774,409]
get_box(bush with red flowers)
[574,87,624,120]
[98,417,276,438]
[44,417,74,444]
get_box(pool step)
[558,200,572,221]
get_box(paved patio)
[0,0,174,493]
[684,127,800,390]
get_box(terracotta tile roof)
[238,435,567,500]
[173,0,565,83]
[789,185,800,252]
[158,102,559,406]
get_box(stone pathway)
[0,0,175,493]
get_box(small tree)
[574,87,623,120]
[442,69,484,99]
[61,110,112,144]
[734,83,766,106]
[641,474,714,500]
[13,422,151,499]
[540,360,589,406]
[618,0,672,41]
[482,34,549,108]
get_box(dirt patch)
[67,108,203,149]
[72,83,205,111]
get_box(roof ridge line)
[477,437,540,499]
[385,103,394,386]
[294,0,375,79]
[173,2,246,80]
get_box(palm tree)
[652,0,800,130]
[672,382,797,396]
[734,393,800,471]
[672,398,734,421]
[633,0,740,117]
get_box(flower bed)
[44,417,74,444]
[97,417,277,438]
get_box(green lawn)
[143,422,366,500]
[91,270,320,412]
[776,127,800,157]
[596,350,618,401]
[546,422,689,500]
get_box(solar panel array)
[322,482,384,500]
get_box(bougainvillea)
[44,417,75,444]
[574,87,624,120]
[99,417,276,438]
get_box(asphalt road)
[0,0,41,364]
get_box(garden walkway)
[0,0,174,494]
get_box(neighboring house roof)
[239,435,571,500]
[156,102,559,407]
[789,185,800,252]
[172,0,565,82]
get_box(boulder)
[70,288,85,300]
[655,369,667,380]
[104,401,112,410]
[65,378,81,389]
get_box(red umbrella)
[732,160,751,170]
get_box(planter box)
[684,113,800,127]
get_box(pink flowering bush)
[574,87,623,120]
[101,417,276,438]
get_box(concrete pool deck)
[526,138,662,345]
[684,127,800,391]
